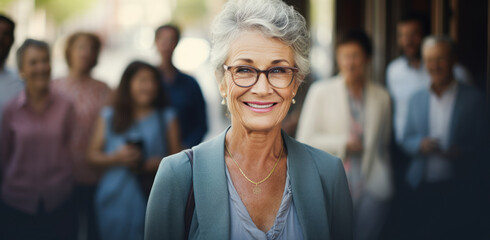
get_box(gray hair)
[210,0,310,83]
[422,35,456,57]
[16,38,50,70]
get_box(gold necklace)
[225,143,283,194]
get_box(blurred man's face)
[0,21,14,63]
[397,21,423,59]
[423,43,454,86]
[155,28,178,62]
[336,42,368,83]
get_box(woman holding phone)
[87,61,180,240]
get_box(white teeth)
[247,103,274,109]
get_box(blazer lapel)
[420,91,430,138]
[284,131,331,239]
[192,129,331,239]
[361,83,378,175]
[448,83,463,145]
[193,128,230,239]
[337,77,351,137]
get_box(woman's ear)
[219,81,227,98]
[216,71,227,96]
[293,77,301,93]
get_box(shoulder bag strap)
[183,149,195,239]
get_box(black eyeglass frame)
[223,64,299,88]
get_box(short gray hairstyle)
[16,38,50,70]
[210,0,310,83]
[422,35,456,57]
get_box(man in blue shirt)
[0,15,23,129]
[155,24,208,148]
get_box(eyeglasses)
[223,64,298,88]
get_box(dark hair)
[155,24,181,42]
[16,39,50,70]
[0,14,15,62]
[399,12,429,36]
[65,32,102,70]
[337,29,372,58]
[0,14,15,38]
[112,61,169,133]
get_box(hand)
[142,157,162,173]
[442,145,460,160]
[420,138,440,154]
[114,145,142,168]
[346,136,363,153]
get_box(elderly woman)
[0,39,76,240]
[53,31,112,240]
[145,0,353,239]
[297,30,392,240]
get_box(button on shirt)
[226,165,304,240]
[0,88,76,214]
[427,82,458,182]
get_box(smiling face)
[155,28,178,62]
[69,35,98,72]
[130,68,159,108]
[20,46,51,93]
[220,30,298,132]
[397,21,423,59]
[423,42,454,86]
[336,42,368,83]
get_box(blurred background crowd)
[0,0,489,240]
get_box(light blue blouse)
[95,107,175,240]
[226,161,304,240]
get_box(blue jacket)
[161,71,207,148]
[145,128,353,240]
[402,82,488,188]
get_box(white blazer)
[297,75,393,200]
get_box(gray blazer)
[402,82,488,188]
[145,128,353,240]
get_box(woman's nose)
[250,72,273,94]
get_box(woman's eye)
[270,67,287,74]
[236,67,253,73]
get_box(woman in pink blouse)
[53,32,111,240]
[0,39,77,240]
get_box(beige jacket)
[297,75,393,200]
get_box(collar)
[192,126,330,239]
[161,68,182,86]
[15,85,55,109]
[430,79,458,98]
[402,55,424,70]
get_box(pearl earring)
[292,92,296,104]
[221,94,227,105]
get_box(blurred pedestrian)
[1,39,77,240]
[0,14,23,136]
[401,36,488,240]
[0,15,23,237]
[297,30,392,240]
[87,61,180,240]
[155,24,207,148]
[53,31,111,240]
[386,12,472,145]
